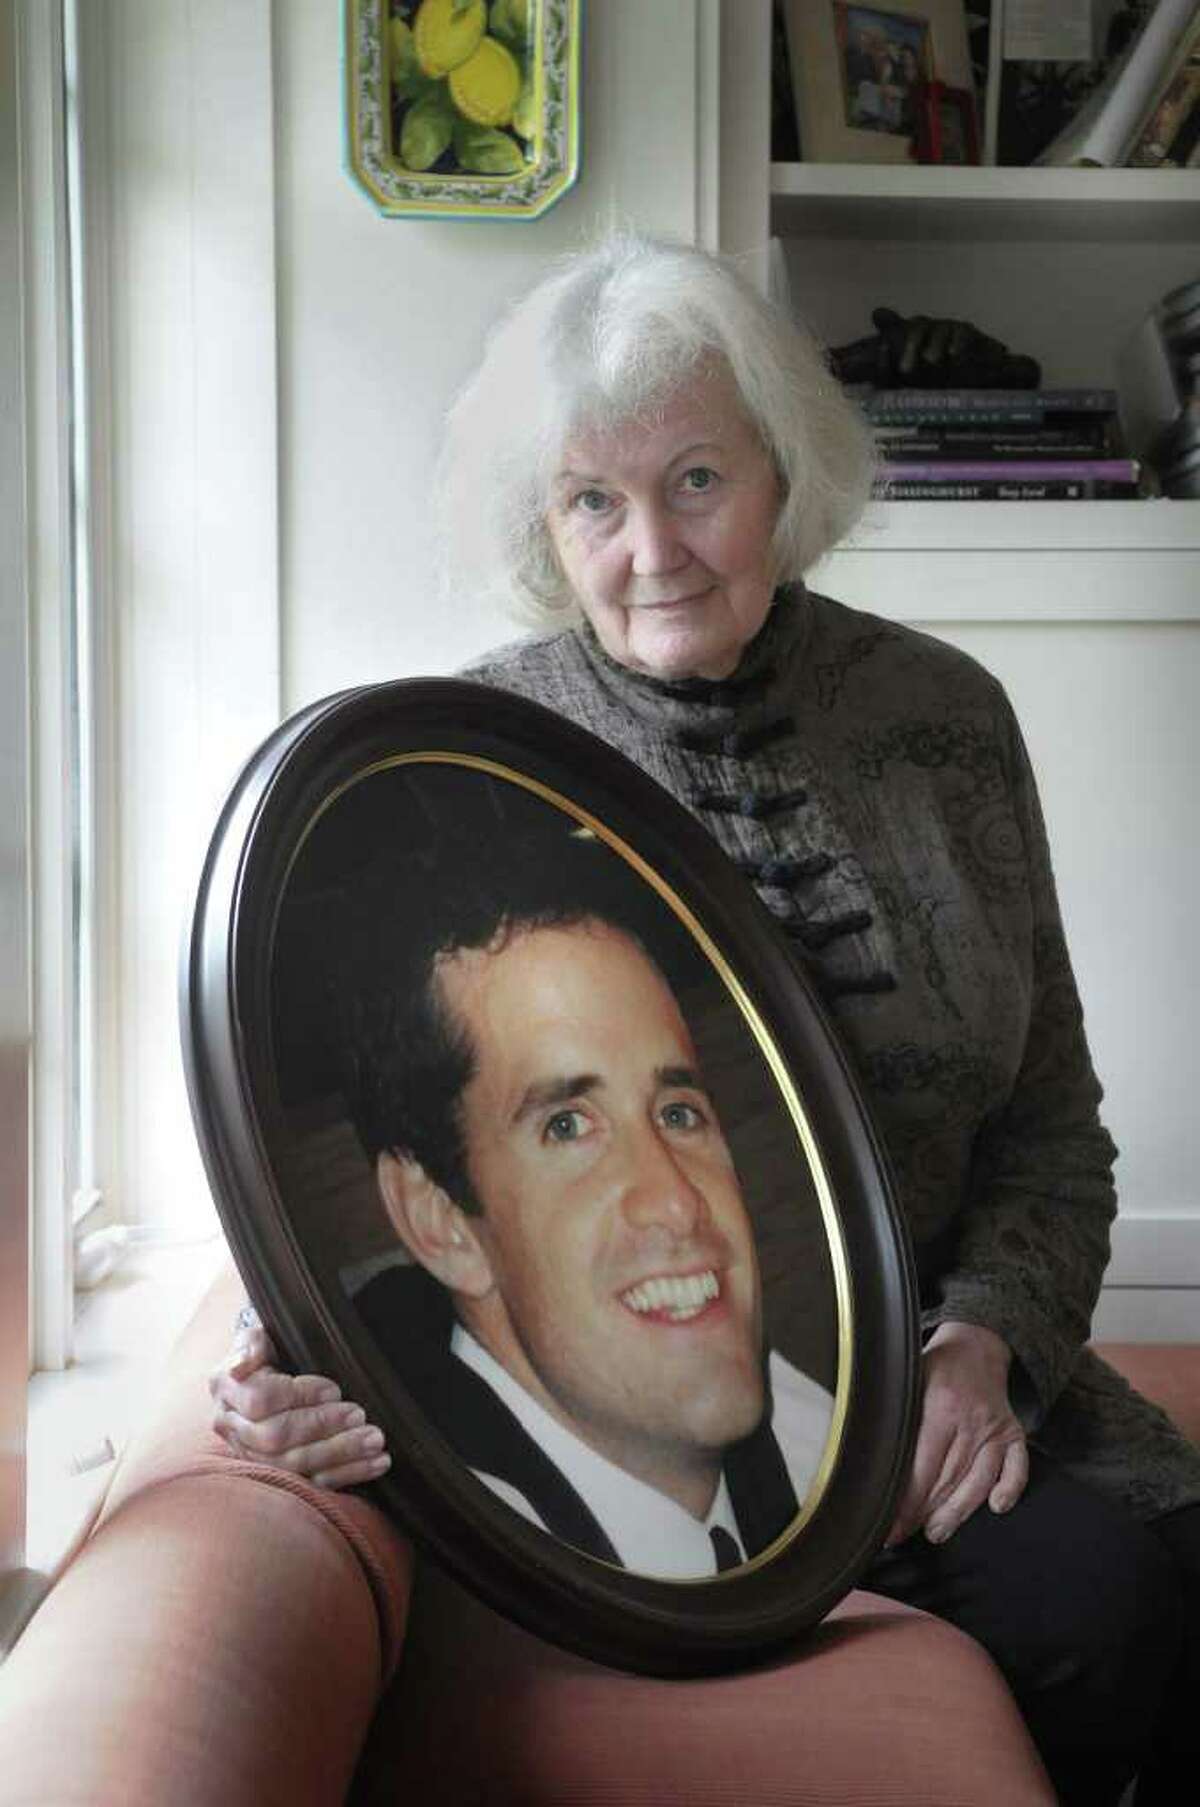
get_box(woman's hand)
[887,1320,1028,1547]
[209,1324,391,1490]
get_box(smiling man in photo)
[334,822,834,1579]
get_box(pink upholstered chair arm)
[0,1263,413,1807]
[22,1270,1199,1803]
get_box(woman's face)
[544,368,781,682]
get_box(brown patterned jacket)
[467,587,1200,1521]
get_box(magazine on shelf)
[1125,13,1200,162]
[1035,0,1200,166]
[877,458,1138,481]
[1159,80,1200,157]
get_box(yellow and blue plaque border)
[345,0,582,221]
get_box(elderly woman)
[213,235,1200,1804]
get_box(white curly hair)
[435,233,875,628]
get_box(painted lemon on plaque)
[449,36,522,128]
[413,0,487,78]
[387,0,539,182]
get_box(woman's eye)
[544,1108,589,1143]
[572,487,612,515]
[680,466,718,494]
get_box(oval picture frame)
[183,679,919,1676]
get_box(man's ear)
[376,1150,495,1299]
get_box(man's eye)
[680,466,718,494]
[661,1099,706,1132]
[544,1108,588,1143]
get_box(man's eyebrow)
[512,1073,601,1125]
[657,1064,707,1093]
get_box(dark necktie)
[710,1525,743,1573]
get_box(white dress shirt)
[451,1325,834,1580]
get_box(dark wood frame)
[182,679,919,1676]
[912,78,981,165]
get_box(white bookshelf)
[853,498,1200,556]
[762,161,1200,565]
[770,162,1200,244]
[715,3,1200,1333]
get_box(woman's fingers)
[988,1427,1031,1515]
[208,1313,390,1488]
[887,1412,955,1546]
[311,1444,393,1490]
[213,1366,344,1425]
[922,1424,1029,1545]
[218,1404,390,1487]
[214,1393,367,1459]
[888,1320,1029,1547]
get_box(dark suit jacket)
[355,1262,798,1565]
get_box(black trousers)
[865,1453,1199,1806]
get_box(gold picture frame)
[783,0,976,164]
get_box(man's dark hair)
[317,771,706,1214]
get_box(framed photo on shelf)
[783,0,976,163]
[182,679,919,1677]
[913,79,982,162]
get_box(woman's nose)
[620,1130,708,1236]
[627,500,687,577]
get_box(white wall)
[94,2,281,1235]
[96,0,716,1234]
[276,0,712,703]
[1,0,30,1569]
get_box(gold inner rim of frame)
[285,749,856,1584]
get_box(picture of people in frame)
[269,761,841,1584]
[835,3,931,136]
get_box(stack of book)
[868,388,1140,502]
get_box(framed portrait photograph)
[783,0,976,163]
[183,680,919,1676]
[913,78,982,163]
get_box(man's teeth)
[621,1270,720,1321]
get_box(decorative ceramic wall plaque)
[345,0,582,220]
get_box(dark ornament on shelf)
[830,308,1041,391]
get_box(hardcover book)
[876,478,1140,500]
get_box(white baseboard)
[1090,1214,1200,1342]
[1105,1213,1200,1287]
[1093,1288,1198,1343]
